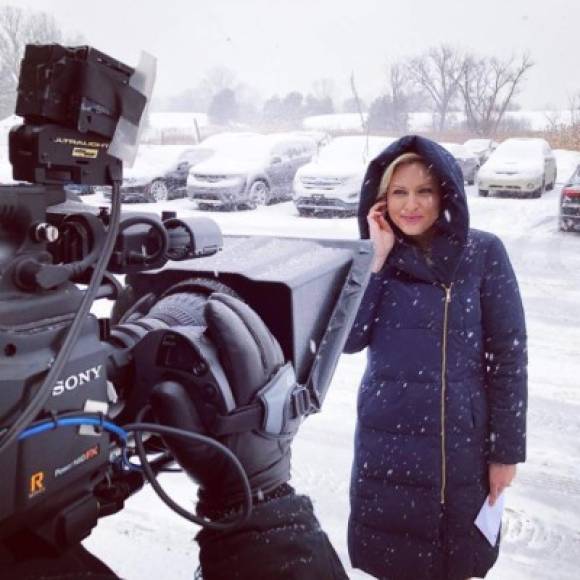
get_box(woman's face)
[386,162,441,242]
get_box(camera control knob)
[33,222,59,243]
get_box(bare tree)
[405,44,463,131]
[200,66,237,99]
[0,6,63,118]
[567,92,580,126]
[459,53,534,137]
[544,109,563,133]
[367,62,411,134]
[311,78,335,101]
[388,62,410,132]
[349,72,367,133]
[405,45,464,132]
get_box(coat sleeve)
[480,235,528,464]
[343,272,385,354]
[196,491,348,580]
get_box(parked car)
[64,184,96,196]
[477,138,557,198]
[101,145,205,203]
[187,134,317,210]
[440,142,479,185]
[559,164,580,231]
[463,138,498,164]
[289,130,332,149]
[105,135,260,203]
[292,135,395,216]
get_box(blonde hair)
[377,152,425,200]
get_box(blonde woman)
[345,136,527,580]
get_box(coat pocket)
[468,381,488,431]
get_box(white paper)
[474,493,505,546]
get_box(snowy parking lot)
[81,185,580,579]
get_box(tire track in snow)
[507,215,580,330]
[508,207,580,289]
[528,403,580,437]
[501,508,580,563]
[516,470,580,498]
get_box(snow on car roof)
[318,135,394,161]
[494,138,547,156]
[123,144,194,178]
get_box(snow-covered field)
[81,185,580,579]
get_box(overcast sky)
[12,0,580,110]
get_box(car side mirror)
[270,156,282,165]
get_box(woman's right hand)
[367,199,395,273]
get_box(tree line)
[164,46,535,139]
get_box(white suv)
[292,135,395,216]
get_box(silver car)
[187,134,316,210]
[440,142,480,185]
[463,139,498,165]
[477,138,557,198]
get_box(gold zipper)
[440,283,453,504]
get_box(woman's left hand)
[488,463,517,506]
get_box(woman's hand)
[367,199,395,273]
[488,463,517,506]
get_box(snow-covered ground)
[80,185,580,579]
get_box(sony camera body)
[0,44,373,552]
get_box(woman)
[345,135,527,580]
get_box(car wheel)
[532,178,545,198]
[247,180,269,209]
[478,189,489,197]
[197,203,211,211]
[149,180,169,202]
[559,219,573,232]
[468,166,479,186]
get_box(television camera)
[0,44,373,556]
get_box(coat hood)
[358,135,470,285]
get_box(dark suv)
[187,134,316,210]
[559,165,580,231]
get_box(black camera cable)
[0,167,124,456]
[129,406,253,531]
[15,408,253,530]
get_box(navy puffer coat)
[345,136,527,580]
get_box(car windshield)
[178,147,214,165]
[570,166,580,184]
[207,140,270,164]
[494,140,543,158]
